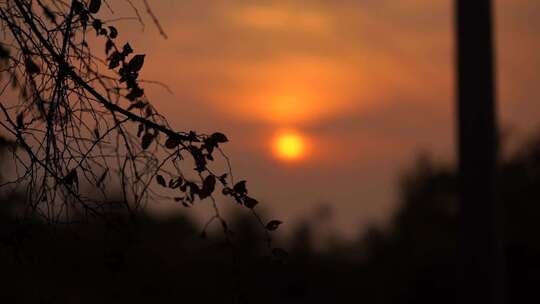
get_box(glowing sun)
[273,131,306,161]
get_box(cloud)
[102,0,540,237]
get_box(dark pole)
[455,1,505,304]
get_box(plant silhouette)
[0,0,282,260]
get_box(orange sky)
[100,0,540,238]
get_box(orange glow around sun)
[273,131,306,161]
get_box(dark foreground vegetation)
[2,131,540,304]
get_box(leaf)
[73,0,84,13]
[122,43,133,56]
[141,133,154,150]
[243,196,258,209]
[186,182,200,198]
[126,87,144,101]
[211,132,228,143]
[189,146,207,172]
[128,54,145,72]
[222,187,232,195]
[108,26,118,39]
[64,169,78,187]
[88,0,102,14]
[203,137,216,154]
[92,19,102,32]
[233,180,247,195]
[108,56,120,69]
[266,220,283,231]
[165,136,182,149]
[201,175,216,197]
[156,175,166,187]
[169,177,183,189]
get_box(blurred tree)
[455,1,505,303]
[2,128,540,303]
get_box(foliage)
[0,0,282,257]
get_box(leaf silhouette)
[168,177,183,189]
[165,136,182,149]
[211,132,228,143]
[73,0,84,14]
[156,175,166,187]
[108,56,120,69]
[199,175,216,199]
[126,86,144,101]
[92,19,102,35]
[202,178,214,196]
[243,196,258,209]
[0,1,278,267]
[141,133,154,149]
[266,220,283,231]
[108,26,118,39]
[233,180,247,195]
[122,43,133,57]
[222,187,232,195]
[64,169,78,187]
[88,0,101,14]
[128,54,145,72]
[185,182,200,198]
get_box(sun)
[273,131,306,161]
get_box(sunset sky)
[105,0,540,237]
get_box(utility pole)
[455,1,505,304]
